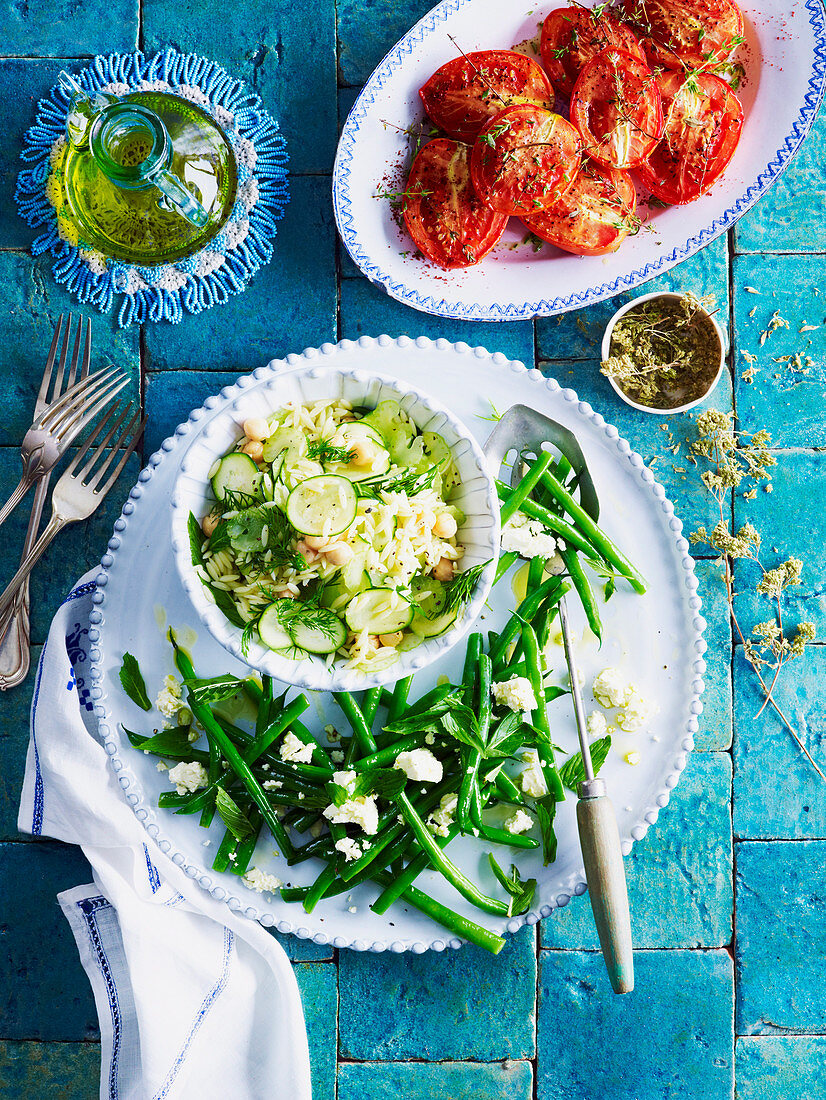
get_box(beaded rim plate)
[89,338,706,953]
[332,0,826,320]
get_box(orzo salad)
[189,398,487,672]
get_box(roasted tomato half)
[620,0,744,70]
[470,104,581,216]
[570,48,663,170]
[401,138,508,268]
[540,5,646,98]
[419,49,555,143]
[637,70,743,204]
[521,162,638,255]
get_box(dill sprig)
[444,560,491,614]
[357,465,440,500]
[307,437,355,464]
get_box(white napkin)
[18,572,312,1100]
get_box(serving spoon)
[484,404,634,995]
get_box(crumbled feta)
[394,747,443,783]
[309,820,326,838]
[501,512,558,559]
[427,793,458,838]
[586,711,608,739]
[424,732,435,746]
[330,750,345,764]
[492,675,536,713]
[263,779,282,790]
[592,667,632,709]
[156,761,168,772]
[505,808,535,835]
[519,749,548,798]
[348,905,358,914]
[334,837,364,862]
[616,687,651,732]
[332,769,356,790]
[324,724,340,741]
[279,732,315,764]
[242,867,283,894]
[167,761,208,794]
[155,675,183,719]
[324,771,379,834]
[624,751,641,766]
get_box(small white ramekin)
[601,291,727,416]
[170,364,500,692]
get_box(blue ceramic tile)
[537,359,734,540]
[339,278,536,367]
[0,0,137,55]
[338,925,536,1060]
[0,1042,100,1098]
[732,255,826,448]
[0,449,140,646]
[542,752,732,950]
[144,371,241,457]
[143,0,337,175]
[0,253,140,450]
[538,949,734,1100]
[694,558,733,752]
[143,176,336,372]
[735,840,826,1034]
[0,60,86,250]
[0,647,42,843]
[732,451,826,641]
[338,1060,534,1100]
[536,234,730,362]
[735,102,826,254]
[733,645,826,840]
[294,962,337,1100]
[735,1036,826,1099]
[337,0,433,86]
[0,840,98,1040]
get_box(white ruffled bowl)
[170,364,500,691]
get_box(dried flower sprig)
[689,410,822,778]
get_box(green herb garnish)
[119,652,151,711]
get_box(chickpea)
[295,539,319,563]
[201,512,220,537]
[367,635,381,649]
[378,631,404,648]
[433,556,455,582]
[349,439,379,468]
[243,417,270,442]
[323,542,354,567]
[304,535,329,551]
[242,439,264,462]
[432,512,458,539]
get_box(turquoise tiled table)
[2,2,826,1096]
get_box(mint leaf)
[188,512,206,567]
[125,725,200,757]
[215,788,254,840]
[535,798,558,866]
[440,712,485,754]
[488,853,537,916]
[484,711,524,758]
[558,735,612,793]
[119,652,151,711]
[183,675,247,705]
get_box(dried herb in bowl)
[601,293,723,411]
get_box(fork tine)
[37,366,121,429]
[92,411,145,499]
[36,315,65,408]
[61,402,122,478]
[53,313,73,403]
[69,315,85,388]
[52,374,130,446]
[81,317,91,381]
[75,402,133,481]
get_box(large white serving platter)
[333,0,826,321]
[89,338,706,953]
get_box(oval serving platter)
[90,338,706,953]
[333,0,826,321]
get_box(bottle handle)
[154,169,209,228]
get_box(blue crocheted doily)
[15,50,289,327]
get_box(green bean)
[158,790,201,809]
[396,792,510,916]
[386,676,413,725]
[287,836,335,865]
[372,827,458,915]
[561,547,602,642]
[520,621,565,803]
[288,719,336,772]
[212,828,240,874]
[499,448,555,525]
[372,872,505,954]
[488,574,564,667]
[537,468,646,593]
[303,862,338,914]
[493,770,525,805]
[362,685,383,729]
[496,481,598,559]
[334,691,378,755]
[291,810,322,833]
[170,633,295,858]
[527,555,546,591]
[462,633,482,703]
[199,733,222,829]
[257,677,273,737]
[475,821,539,850]
[351,733,424,772]
[228,810,262,877]
[457,652,491,830]
[494,550,519,584]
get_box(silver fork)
[0,402,146,629]
[0,357,130,531]
[0,315,91,689]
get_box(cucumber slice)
[286,475,357,537]
[325,422,391,482]
[211,453,261,502]
[262,425,306,466]
[345,588,414,634]
[410,605,459,638]
[418,432,460,494]
[288,610,347,654]
[258,602,294,650]
[409,574,448,619]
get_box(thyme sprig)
[688,410,822,779]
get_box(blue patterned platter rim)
[333,0,826,321]
[86,338,707,954]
